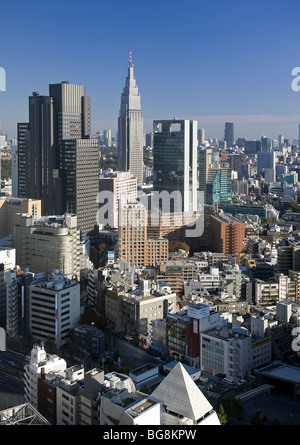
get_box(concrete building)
[73,324,105,359]
[200,325,253,380]
[100,362,220,425]
[55,365,84,425]
[210,212,245,255]
[98,171,137,228]
[121,281,177,344]
[18,82,93,222]
[24,343,67,409]
[0,247,16,270]
[118,55,144,184]
[254,280,279,305]
[14,213,80,279]
[29,271,80,349]
[118,200,168,267]
[0,197,41,238]
[277,245,300,276]
[198,128,205,146]
[77,368,105,425]
[62,138,99,239]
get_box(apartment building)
[210,212,245,254]
[118,200,168,267]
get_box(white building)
[0,247,15,270]
[200,326,252,380]
[29,270,80,349]
[24,343,67,409]
[98,171,137,228]
[100,362,220,425]
[56,366,84,425]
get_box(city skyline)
[1,0,300,140]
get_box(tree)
[217,403,228,425]
[217,395,244,424]
[168,241,190,254]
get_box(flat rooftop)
[130,363,157,376]
[256,361,300,384]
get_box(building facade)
[14,213,81,279]
[29,271,80,349]
[118,57,144,184]
[153,119,198,213]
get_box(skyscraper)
[17,82,99,238]
[118,52,144,184]
[198,128,205,146]
[261,136,271,152]
[153,119,198,213]
[224,122,234,147]
[257,151,275,175]
[62,138,99,238]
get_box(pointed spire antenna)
[130,50,132,66]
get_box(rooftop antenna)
[130,50,132,66]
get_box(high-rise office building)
[198,128,205,146]
[206,168,232,205]
[244,140,261,155]
[153,119,198,213]
[257,151,275,177]
[198,148,219,204]
[62,138,99,238]
[17,82,98,237]
[118,54,144,184]
[224,122,234,147]
[17,122,30,199]
[103,129,112,147]
[261,136,272,152]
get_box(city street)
[104,333,163,370]
[0,371,25,411]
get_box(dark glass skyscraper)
[224,122,234,147]
[17,82,99,238]
[153,119,198,213]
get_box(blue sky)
[1,0,300,140]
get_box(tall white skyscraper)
[118,52,144,185]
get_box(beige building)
[0,197,41,238]
[14,213,80,279]
[118,200,168,267]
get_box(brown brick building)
[210,213,245,254]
